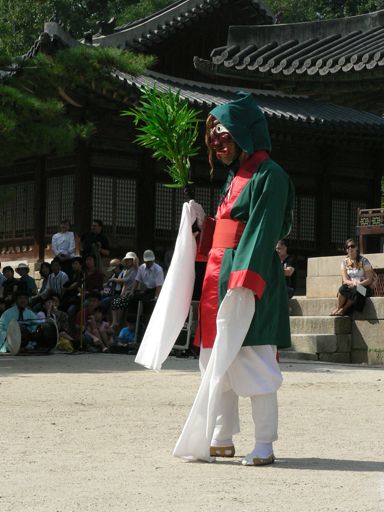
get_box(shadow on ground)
[0,353,199,376]
[214,457,384,472]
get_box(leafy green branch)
[122,86,201,188]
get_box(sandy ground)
[0,353,383,512]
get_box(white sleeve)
[61,273,69,286]
[51,234,59,256]
[362,257,372,271]
[68,232,76,257]
[155,267,165,287]
[135,266,143,283]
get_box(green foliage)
[123,86,201,187]
[116,0,176,24]
[0,45,154,163]
[0,0,177,56]
[268,0,384,23]
[0,0,129,55]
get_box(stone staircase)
[280,298,352,363]
[280,253,384,365]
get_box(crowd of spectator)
[0,219,165,355]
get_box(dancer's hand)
[189,200,206,231]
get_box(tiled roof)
[195,9,384,79]
[115,71,384,139]
[90,0,273,50]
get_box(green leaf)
[122,85,202,187]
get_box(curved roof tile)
[115,70,384,138]
[196,9,384,79]
[91,0,273,50]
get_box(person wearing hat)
[100,258,123,312]
[171,93,295,465]
[110,252,139,330]
[129,250,164,303]
[15,262,37,297]
[0,291,38,352]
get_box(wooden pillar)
[34,157,47,261]
[74,143,92,240]
[136,153,156,256]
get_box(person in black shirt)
[276,239,296,299]
[2,266,18,307]
[80,219,110,271]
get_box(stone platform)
[282,253,384,365]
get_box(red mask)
[208,123,237,164]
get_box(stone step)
[280,349,351,364]
[289,296,384,320]
[290,316,351,335]
[289,297,337,317]
[290,334,351,354]
[279,350,318,361]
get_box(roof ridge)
[92,0,273,48]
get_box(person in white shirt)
[51,220,76,276]
[130,250,164,302]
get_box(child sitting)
[85,307,113,353]
[114,321,136,347]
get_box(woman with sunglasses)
[330,238,374,316]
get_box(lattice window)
[288,195,316,249]
[0,182,35,240]
[46,175,75,234]
[92,175,136,243]
[92,175,113,225]
[155,184,173,231]
[194,186,211,214]
[331,199,366,246]
[115,178,136,231]
[155,183,222,238]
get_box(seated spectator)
[81,219,110,271]
[330,239,374,316]
[85,307,113,353]
[43,259,69,298]
[101,258,123,312]
[276,239,296,299]
[51,219,76,277]
[110,252,139,329]
[129,249,164,303]
[114,320,136,348]
[0,291,38,353]
[30,262,52,312]
[74,291,101,349]
[0,261,6,289]
[37,295,74,352]
[2,266,18,307]
[15,262,37,297]
[84,255,104,294]
[61,257,83,316]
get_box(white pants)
[199,345,281,444]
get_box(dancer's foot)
[210,438,235,457]
[242,443,275,466]
[209,445,235,457]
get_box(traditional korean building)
[0,1,383,290]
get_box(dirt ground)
[0,353,383,512]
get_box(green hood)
[210,92,271,154]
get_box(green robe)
[195,92,295,349]
[195,153,295,349]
